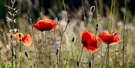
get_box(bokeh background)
[0,0,135,68]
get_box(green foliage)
[0,63,5,68]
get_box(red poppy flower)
[81,30,98,53]
[13,33,24,42]
[22,34,32,47]
[98,31,120,45]
[14,33,32,47]
[33,18,58,31]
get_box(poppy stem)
[101,44,107,68]
[71,40,75,68]
[19,42,22,68]
[81,0,86,24]
[29,16,38,67]
[106,44,110,68]
[54,28,58,67]
[78,46,84,68]
[10,35,14,68]
[59,21,69,67]
[11,44,14,68]
[122,0,126,68]
[62,0,67,20]
[43,31,47,67]
[88,53,93,68]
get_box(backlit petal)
[33,18,58,31]
[98,31,120,45]
[13,33,24,42]
[22,34,32,47]
[81,30,98,53]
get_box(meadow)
[0,0,135,68]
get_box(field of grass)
[0,0,135,68]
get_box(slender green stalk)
[101,45,108,68]
[11,45,14,68]
[43,31,46,67]
[58,0,68,67]
[54,21,58,68]
[71,40,75,68]
[109,0,116,33]
[112,1,117,67]
[19,42,22,68]
[28,14,38,68]
[78,1,86,67]
[59,22,69,67]
[95,0,98,17]
[53,27,58,67]
[114,45,116,68]
[88,53,93,68]
[81,0,86,24]
[65,51,69,68]
[122,0,126,68]
[106,44,110,68]
[62,0,68,20]
[78,46,84,68]
[32,28,38,67]
[10,35,14,68]
[14,40,17,68]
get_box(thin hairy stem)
[71,41,75,68]
[58,0,68,67]
[122,0,126,68]
[19,42,22,68]
[78,46,84,68]
[29,14,38,67]
[106,44,110,68]
[59,22,69,67]
[101,44,108,68]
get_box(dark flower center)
[18,34,21,38]
[82,41,87,47]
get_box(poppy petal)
[110,36,120,45]
[101,31,110,36]
[112,32,117,36]
[82,30,98,53]
[13,33,24,42]
[98,31,120,45]
[22,34,32,47]
[33,18,58,31]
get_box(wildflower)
[22,34,32,47]
[33,18,58,31]
[14,33,32,47]
[98,31,120,45]
[81,30,98,52]
[13,33,24,42]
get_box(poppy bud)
[88,61,92,68]
[71,37,75,42]
[25,52,28,58]
[96,24,98,27]
[56,49,58,55]
[18,34,21,38]
[13,54,17,59]
[76,61,79,67]
[57,16,60,21]
[67,19,70,24]
[96,24,98,31]
[10,35,12,39]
